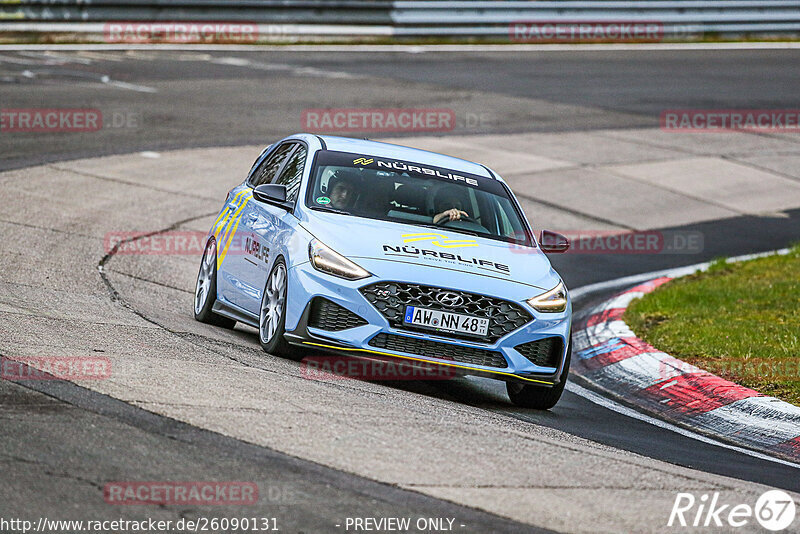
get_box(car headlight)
[527,281,568,313]
[308,239,371,280]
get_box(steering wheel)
[436,215,478,225]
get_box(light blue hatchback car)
[194,134,572,408]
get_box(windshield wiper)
[311,205,351,216]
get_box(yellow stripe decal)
[213,189,248,241]
[211,207,230,236]
[215,191,250,245]
[217,193,252,270]
[401,234,466,243]
[218,207,246,268]
[301,341,555,385]
[401,232,478,248]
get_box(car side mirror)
[539,230,569,253]
[253,184,291,209]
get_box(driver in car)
[432,187,469,224]
[328,171,358,211]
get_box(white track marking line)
[566,381,800,469]
[0,53,48,65]
[208,55,359,79]
[99,76,158,93]
[34,51,94,64]
[3,63,158,93]
[75,51,126,62]
[209,56,251,67]
[2,43,800,53]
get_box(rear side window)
[249,143,295,187]
[247,145,271,176]
[273,145,306,203]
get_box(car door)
[218,142,296,310]
[238,143,308,314]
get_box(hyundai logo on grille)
[435,291,463,307]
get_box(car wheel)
[506,334,571,410]
[194,238,236,329]
[258,258,301,359]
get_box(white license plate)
[404,306,489,337]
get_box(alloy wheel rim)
[195,240,215,315]
[260,263,286,344]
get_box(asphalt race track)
[1,47,799,533]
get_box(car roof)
[306,134,495,180]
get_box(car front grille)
[515,337,563,368]
[360,282,532,342]
[308,297,368,331]
[368,333,508,368]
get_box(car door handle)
[244,213,258,225]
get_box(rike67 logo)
[668,490,796,531]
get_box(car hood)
[299,210,558,292]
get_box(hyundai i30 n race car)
[194,134,572,408]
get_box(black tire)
[506,334,571,410]
[194,238,236,329]
[258,258,302,359]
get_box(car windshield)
[306,150,532,246]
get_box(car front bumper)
[284,261,572,385]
